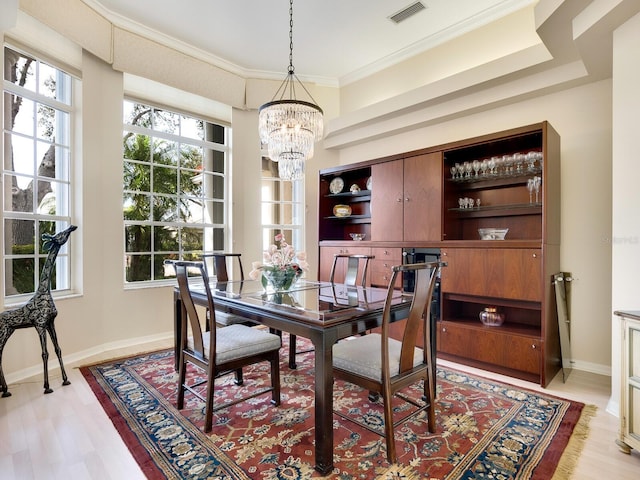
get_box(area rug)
[80,339,595,479]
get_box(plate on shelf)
[333,204,352,217]
[366,176,372,191]
[329,177,344,194]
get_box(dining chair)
[331,261,445,463]
[288,253,375,369]
[201,253,254,327]
[168,260,281,433]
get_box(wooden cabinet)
[371,153,442,242]
[615,311,640,455]
[370,247,402,288]
[438,122,560,386]
[318,122,560,387]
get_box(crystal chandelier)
[258,0,323,181]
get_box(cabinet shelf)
[448,203,542,217]
[440,318,541,338]
[443,292,540,310]
[325,190,371,199]
[324,215,371,224]
[447,168,542,188]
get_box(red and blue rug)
[81,339,594,479]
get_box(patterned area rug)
[80,339,594,479]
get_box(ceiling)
[85,0,534,86]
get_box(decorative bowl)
[333,204,352,217]
[349,233,366,241]
[478,228,509,240]
[479,307,505,326]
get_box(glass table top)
[191,279,409,321]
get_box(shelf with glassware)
[442,128,549,243]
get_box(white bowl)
[350,233,366,241]
[478,228,509,240]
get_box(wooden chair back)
[330,253,374,287]
[173,261,215,358]
[202,253,244,283]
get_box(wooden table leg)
[311,331,337,475]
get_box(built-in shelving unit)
[318,122,561,386]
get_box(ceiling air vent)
[389,2,426,24]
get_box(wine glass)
[526,151,537,172]
[464,161,473,179]
[450,165,457,180]
[480,159,489,176]
[527,178,535,203]
[472,160,481,177]
[533,176,541,203]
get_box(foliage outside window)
[123,100,228,283]
[260,157,304,260]
[2,46,73,298]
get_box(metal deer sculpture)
[0,225,77,397]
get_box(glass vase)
[262,267,300,292]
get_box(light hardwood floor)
[1,339,639,479]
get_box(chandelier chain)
[288,0,294,75]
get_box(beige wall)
[611,11,640,414]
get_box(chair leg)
[234,368,243,385]
[424,377,436,433]
[204,363,216,433]
[288,334,297,369]
[270,351,281,406]
[382,389,397,464]
[176,353,187,410]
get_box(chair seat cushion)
[333,333,422,381]
[189,324,281,364]
[213,310,255,327]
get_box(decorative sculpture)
[0,225,77,397]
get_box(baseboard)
[5,331,174,384]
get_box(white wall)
[337,79,613,376]
[610,11,640,414]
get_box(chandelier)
[258,0,323,181]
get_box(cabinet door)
[403,152,442,241]
[439,322,541,375]
[441,248,541,301]
[371,160,403,241]
[503,249,542,301]
[505,336,541,374]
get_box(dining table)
[172,278,413,475]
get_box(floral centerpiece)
[249,233,308,292]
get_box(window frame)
[2,44,76,303]
[259,156,305,262]
[122,98,231,287]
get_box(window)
[2,46,74,298]
[260,157,304,253]
[123,100,229,284]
